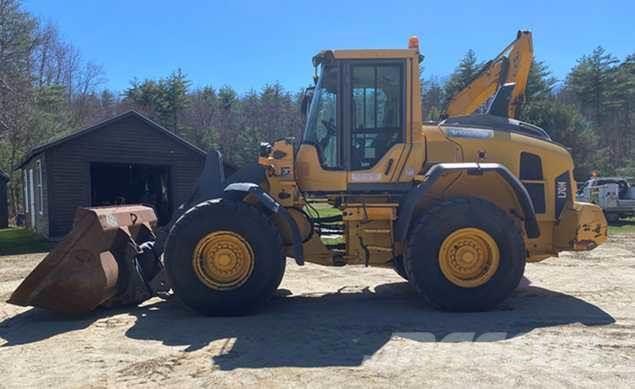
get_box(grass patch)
[306,202,342,219]
[321,236,344,245]
[0,228,52,256]
[608,217,635,235]
[307,203,344,245]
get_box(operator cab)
[297,46,422,193]
[303,51,405,170]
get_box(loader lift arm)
[445,30,533,119]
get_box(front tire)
[164,200,285,316]
[404,197,525,312]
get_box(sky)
[23,0,635,94]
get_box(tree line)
[1,0,634,218]
[122,72,304,166]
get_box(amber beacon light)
[408,35,419,50]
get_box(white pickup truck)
[577,177,635,222]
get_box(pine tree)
[158,69,190,131]
[525,60,557,101]
[216,86,238,162]
[123,79,162,118]
[566,46,619,126]
[422,77,445,121]
[443,50,483,104]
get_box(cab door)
[342,60,411,191]
[296,62,347,192]
[296,58,416,193]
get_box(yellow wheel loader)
[9,33,608,316]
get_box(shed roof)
[17,111,207,170]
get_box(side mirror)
[259,142,272,158]
[300,86,315,118]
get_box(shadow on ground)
[0,278,615,369]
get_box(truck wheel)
[391,256,408,280]
[164,200,285,316]
[605,213,620,223]
[404,197,525,312]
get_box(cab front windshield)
[303,65,338,168]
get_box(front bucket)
[8,205,157,314]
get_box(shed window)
[35,160,43,215]
[23,170,29,213]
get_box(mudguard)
[160,151,302,263]
[395,162,540,241]
[224,183,304,265]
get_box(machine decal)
[445,127,494,139]
[351,172,382,182]
[555,171,571,219]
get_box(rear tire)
[404,197,525,312]
[164,200,285,316]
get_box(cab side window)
[304,65,340,168]
[351,63,403,169]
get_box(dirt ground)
[0,235,633,388]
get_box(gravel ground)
[0,235,633,388]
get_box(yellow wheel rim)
[438,228,500,288]
[192,231,254,290]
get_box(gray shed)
[17,111,235,239]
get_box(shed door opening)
[90,162,172,225]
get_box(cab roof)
[313,49,419,66]
[332,49,419,59]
